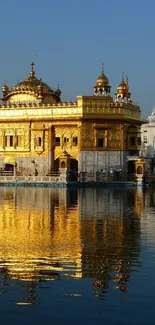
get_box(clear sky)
[0,0,155,119]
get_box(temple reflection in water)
[0,186,149,302]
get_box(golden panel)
[80,123,94,149]
[108,126,123,149]
[9,94,36,103]
[32,123,44,130]
[54,125,79,156]
[95,128,108,148]
[0,136,3,147]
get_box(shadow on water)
[0,186,154,308]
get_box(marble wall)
[79,150,125,173]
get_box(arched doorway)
[4,164,14,172]
[3,157,16,174]
[127,160,135,181]
[54,157,78,180]
[61,161,65,168]
[69,159,78,181]
[54,158,59,172]
[70,159,78,171]
[127,160,135,173]
[137,166,142,174]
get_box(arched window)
[61,161,65,168]
[137,166,142,174]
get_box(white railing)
[0,175,67,183]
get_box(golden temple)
[0,63,141,176]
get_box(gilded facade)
[0,63,141,175]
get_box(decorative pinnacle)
[30,61,35,78]
[3,80,8,86]
[126,75,129,92]
[122,72,124,82]
[101,63,104,74]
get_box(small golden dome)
[137,157,145,162]
[61,150,70,157]
[95,64,110,87]
[96,72,109,87]
[117,73,127,91]
[2,83,9,91]
[117,81,126,91]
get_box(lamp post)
[13,162,17,179]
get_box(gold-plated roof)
[137,157,145,162]
[61,150,70,157]
[96,73,109,86]
[116,73,130,95]
[117,81,126,90]
[117,73,126,91]
[15,62,53,91]
[2,83,9,90]
[95,64,110,87]
[2,62,61,104]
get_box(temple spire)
[122,72,124,82]
[101,63,104,74]
[30,61,35,78]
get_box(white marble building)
[141,108,155,158]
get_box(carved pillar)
[2,131,5,149]
[14,130,17,149]
[48,126,55,173]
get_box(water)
[0,186,155,324]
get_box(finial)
[56,84,61,96]
[126,75,129,99]
[101,63,104,74]
[2,80,8,88]
[122,72,124,82]
[126,75,129,90]
[30,61,35,78]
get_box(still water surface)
[0,186,155,324]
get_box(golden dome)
[116,73,127,91]
[137,157,145,162]
[96,72,109,87]
[95,64,110,87]
[15,62,53,92]
[117,81,126,91]
[2,83,9,91]
[2,62,61,104]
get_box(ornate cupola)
[1,62,62,104]
[2,83,9,97]
[55,84,62,98]
[94,64,111,96]
[115,73,132,103]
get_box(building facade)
[0,63,141,176]
[141,108,155,158]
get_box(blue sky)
[0,0,155,119]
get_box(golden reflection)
[0,187,81,282]
[0,187,144,301]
